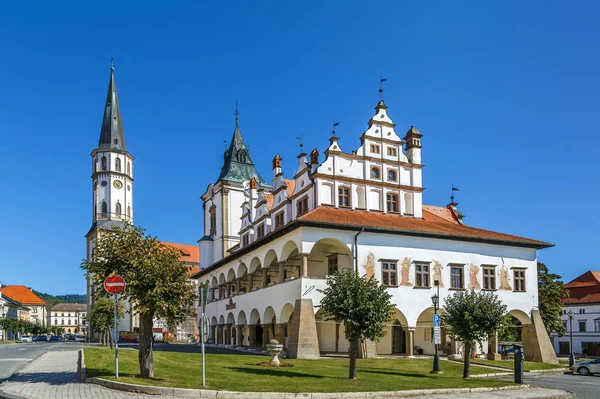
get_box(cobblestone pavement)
[0,350,181,399]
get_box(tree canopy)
[442,290,506,378]
[318,269,393,379]
[81,223,196,378]
[537,262,569,337]
[88,297,125,348]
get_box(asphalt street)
[0,341,80,382]
[524,372,600,399]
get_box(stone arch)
[249,256,262,273]
[218,272,226,285]
[280,240,300,262]
[211,316,218,326]
[211,276,218,287]
[279,303,294,323]
[226,268,236,282]
[264,306,276,324]
[249,309,261,325]
[237,262,248,278]
[264,249,278,268]
[237,310,247,326]
[508,309,531,325]
[307,237,353,278]
[218,315,225,325]
[226,312,236,325]
[377,308,410,355]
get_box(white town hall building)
[194,97,557,362]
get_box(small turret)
[272,154,283,177]
[403,125,422,164]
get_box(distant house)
[49,303,88,335]
[552,271,600,357]
[0,290,30,340]
[0,285,46,327]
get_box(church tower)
[199,113,269,268]
[86,62,134,333]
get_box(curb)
[88,377,537,398]
[77,348,87,382]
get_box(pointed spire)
[98,58,127,151]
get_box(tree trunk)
[348,338,358,379]
[463,341,472,379]
[138,312,154,378]
[107,327,113,349]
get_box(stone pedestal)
[287,298,320,359]
[487,331,501,360]
[236,324,244,347]
[447,338,463,360]
[358,339,378,359]
[522,309,559,364]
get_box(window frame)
[386,193,399,213]
[338,187,351,207]
[381,260,398,287]
[209,206,217,236]
[482,265,496,290]
[242,234,249,247]
[327,254,339,276]
[415,262,430,288]
[386,146,397,157]
[370,144,381,154]
[370,167,381,179]
[513,268,526,292]
[579,320,587,332]
[387,169,397,181]
[256,224,265,239]
[296,196,309,216]
[274,212,285,228]
[450,265,464,289]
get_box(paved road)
[525,372,600,399]
[0,341,65,382]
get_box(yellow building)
[49,303,87,335]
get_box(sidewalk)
[0,349,572,399]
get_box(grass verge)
[467,359,565,371]
[84,347,514,392]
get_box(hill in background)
[33,291,86,309]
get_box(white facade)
[195,98,549,358]
[552,304,600,357]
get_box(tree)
[442,290,506,379]
[81,223,196,378]
[498,314,522,342]
[318,269,393,379]
[538,262,569,337]
[88,297,125,348]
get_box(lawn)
[0,340,19,344]
[467,359,566,371]
[84,348,514,392]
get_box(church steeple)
[217,114,269,186]
[98,60,127,152]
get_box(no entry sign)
[104,275,126,295]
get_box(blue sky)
[0,1,598,295]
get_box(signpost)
[104,275,126,379]
[433,314,441,345]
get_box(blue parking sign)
[433,314,441,327]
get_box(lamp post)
[431,280,441,373]
[0,303,5,341]
[568,310,575,367]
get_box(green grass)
[0,340,19,344]
[84,348,514,392]
[468,359,566,371]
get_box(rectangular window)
[327,255,338,275]
[381,261,398,286]
[256,224,265,239]
[209,207,217,236]
[242,235,249,247]
[338,187,350,207]
[370,144,380,154]
[513,269,526,292]
[296,196,309,216]
[274,212,285,228]
[579,309,585,314]
[579,321,586,332]
[387,147,397,157]
[415,263,430,287]
[386,193,399,213]
[559,341,570,355]
[483,266,496,290]
[563,320,567,331]
[450,266,464,289]
[595,320,600,332]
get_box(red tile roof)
[297,206,552,248]
[162,242,199,264]
[562,271,600,304]
[0,285,46,306]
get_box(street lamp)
[0,303,5,341]
[431,280,441,373]
[568,310,575,367]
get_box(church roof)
[0,285,45,306]
[562,271,600,305]
[217,121,269,186]
[162,242,200,276]
[98,64,127,152]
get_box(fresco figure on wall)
[363,252,375,280]
[433,260,444,287]
[400,257,412,286]
[499,265,511,290]
[469,264,481,290]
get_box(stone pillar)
[487,331,501,360]
[248,273,254,291]
[287,298,320,359]
[448,338,463,360]
[262,269,269,287]
[279,262,285,283]
[248,325,256,348]
[236,325,244,347]
[358,339,378,359]
[217,325,223,345]
[302,254,308,277]
[274,323,286,343]
[262,324,270,348]
[236,279,241,294]
[404,327,415,358]
[522,309,559,364]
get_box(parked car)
[50,335,59,342]
[21,335,32,343]
[37,335,48,341]
[31,336,38,342]
[68,335,76,341]
[570,358,600,376]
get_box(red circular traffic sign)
[104,275,126,295]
